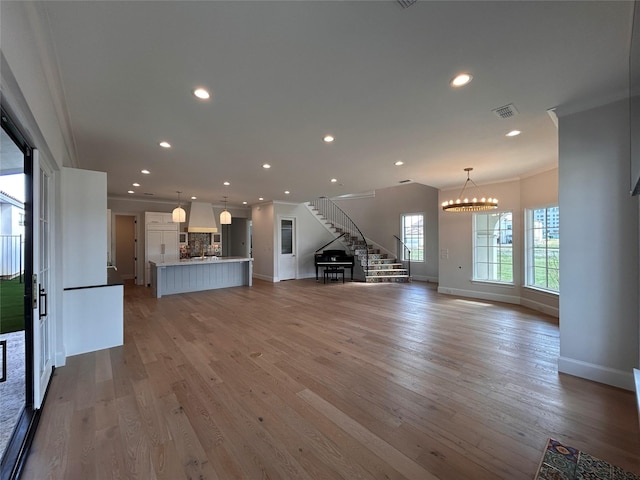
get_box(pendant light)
[442,168,498,212]
[172,191,186,223]
[220,196,232,225]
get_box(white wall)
[334,183,440,282]
[520,169,559,315]
[558,99,638,390]
[251,202,275,281]
[62,168,107,288]
[438,179,522,304]
[2,2,76,367]
[437,170,561,316]
[273,202,336,281]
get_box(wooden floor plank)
[21,279,640,480]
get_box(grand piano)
[314,242,355,282]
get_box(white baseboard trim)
[558,356,634,391]
[253,273,275,283]
[55,348,66,367]
[436,286,520,305]
[411,275,439,283]
[437,286,558,317]
[520,297,559,318]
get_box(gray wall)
[558,98,638,390]
[334,182,439,282]
[437,169,560,317]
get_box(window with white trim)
[473,211,513,283]
[401,213,424,262]
[525,206,559,292]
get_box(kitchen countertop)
[150,256,252,267]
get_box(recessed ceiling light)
[159,141,171,148]
[242,201,247,205]
[141,169,150,174]
[127,190,134,194]
[323,135,335,143]
[284,190,290,195]
[259,197,264,201]
[132,183,140,187]
[450,73,473,88]
[193,88,210,100]
[262,163,271,169]
[394,161,404,166]
[331,178,337,183]
[223,181,230,186]
[506,130,521,137]
[191,196,197,200]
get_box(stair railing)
[393,235,411,278]
[309,197,368,275]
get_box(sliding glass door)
[0,108,34,480]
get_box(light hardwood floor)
[22,279,640,479]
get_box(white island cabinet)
[149,257,252,298]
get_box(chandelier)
[442,168,498,212]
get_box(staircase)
[307,198,410,283]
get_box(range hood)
[187,202,218,233]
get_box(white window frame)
[525,205,559,293]
[400,213,425,263]
[472,211,513,284]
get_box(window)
[525,206,559,292]
[473,211,513,283]
[401,213,424,261]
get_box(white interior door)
[278,217,296,281]
[32,150,53,408]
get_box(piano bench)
[324,268,345,284]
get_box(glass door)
[0,108,35,480]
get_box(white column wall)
[558,99,638,390]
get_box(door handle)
[0,340,6,383]
[32,274,38,309]
[39,285,47,319]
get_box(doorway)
[115,215,136,281]
[0,107,35,480]
[278,217,297,281]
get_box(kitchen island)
[150,256,253,298]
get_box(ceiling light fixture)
[132,183,140,187]
[331,178,337,183]
[127,190,134,194]
[259,197,264,201]
[450,73,473,88]
[242,201,247,205]
[191,196,197,200]
[323,135,334,143]
[284,190,290,195]
[394,161,404,166]
[193,88,210,100]
[223,181,230,186]
[262,163,271,169]
[141,169,150,174]
[506,130,521,137]
[172,191,186,223]
[220,196,232,225]
[442,168,498,212]
[159,141,171,148]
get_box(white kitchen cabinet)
[145,216,179,286]
[145,211,175,225]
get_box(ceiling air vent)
[397,0,417,8]
[492,103,519,119]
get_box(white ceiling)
[37,0,634,206]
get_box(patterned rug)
[535,438,640,480]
